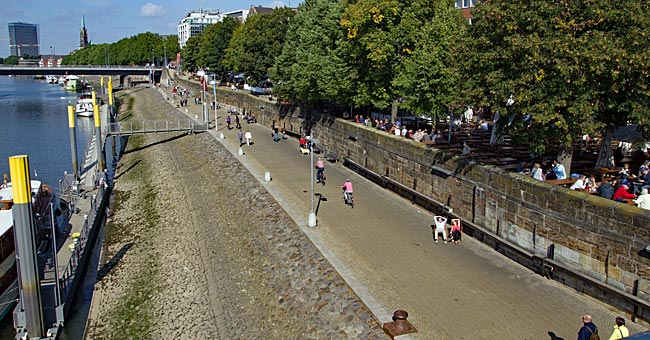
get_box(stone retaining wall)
[178,77,650,311]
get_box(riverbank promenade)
[158,83,647,339]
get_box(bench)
[283,129,301,139]
[326,150,338,163]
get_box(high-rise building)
[80,15,89,49]
[177,9,249,48]
[8,22,39,57]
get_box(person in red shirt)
[612,183,636,203]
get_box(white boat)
[75,93,94,117]
[0,178,58,321]
[57,76,66,86]
[46,75,58,84]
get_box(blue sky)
[1,0,299,57]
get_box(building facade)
[177,9,249,48]
[8,22,39,57]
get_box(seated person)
[570,175,587,190]
[450,219,462,244]
[612,183,636,203]
[299,136,307,149]
[598,178,614,199]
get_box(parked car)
[627,332,650,339]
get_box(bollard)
[220,132,224,139]
[264,171,271,182]
[308,212,316,227]
[383,310,417,339]
[238,147,244,156]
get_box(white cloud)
[140,3,165,17]
[268,1,289,8]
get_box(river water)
[0,76,98,339]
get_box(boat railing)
[58,184,105,297]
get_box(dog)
[300,147,310,155]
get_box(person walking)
[315,157,325,183]
[237,129,244,147]
[273,126,280,142]
[432,216,448,244]
[577,315,599,340]
[607,316,629,340]
[226,115,231,129]
[245,130,253,146]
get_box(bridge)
[106,119,208,136]
[0,65,163,84]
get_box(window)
[470,0,476,6]
[455,0,461,8]
[463,0,469,8]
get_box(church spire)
[81,15,86,29]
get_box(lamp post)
[213,73,217,130]
[163,45,167,68]
[49,46,53,67]
[151,48,155,85]
[308,122,317,227]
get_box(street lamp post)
[308,124,317,227]
[151,49,155,85]
[213,73,218,130]
[49,46,53,67]
[163,45,167,68]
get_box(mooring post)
[108,76,114,117]
[68,105,80,181]
[9,155,45,338]
[93,103,105,172]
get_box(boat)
[0,176,61,321]
[46,75,58,84]
[57,76,66,86]
[75,93,94,117]
[65,76,82,92]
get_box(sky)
[0,0,300,58]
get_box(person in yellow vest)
[608,316,629,340]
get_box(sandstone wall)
[178,78,650,314]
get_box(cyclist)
[341,179,353,204]
[315,157,325,183]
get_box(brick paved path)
[160,83,648,340]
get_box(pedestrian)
[237,129,244,147]
[607,316,629,340]
[245,130,252,146]
[577,315,599,340]
[432,216,448,244]
[315,157,325,183]
[450,219,462,244]
[273,125,279,142]
[226,115,231,129]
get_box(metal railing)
[106,119,205,136]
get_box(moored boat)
[0,176,62,321]
[46,75,58,84]
[64,76,82,92]
[75,93,94,117]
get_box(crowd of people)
[526,159,650,210]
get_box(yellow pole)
[9,155,31,204]
[94,104,105,172]
[68,105,80,180]
[9,155,45,338]
[91,90,96,106]
[108,77,113,106]
[100,76,105,94]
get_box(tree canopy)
[460,0,650,165]
[62,32,180,66]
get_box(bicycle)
[342,190,354,209]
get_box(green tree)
[224,7,295,84]
[181,35,201,72]
[391,0,466,118]
[1,56,19,65]
[461,0,650,171]
[271,0,347,102]
[199,18,240,76]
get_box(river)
[0,75,97,339]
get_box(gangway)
[106,119,206,136]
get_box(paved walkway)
[158,83,648,339]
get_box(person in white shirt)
[244,130,253,146]
[633,188,650,210]
[570,175,587,190]
[552,160,567,180]
[530,163,544,181]
[432,216,448,243]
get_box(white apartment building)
[177,9,249,48]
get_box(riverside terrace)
[171,73,650,324]
[0,65,163,85]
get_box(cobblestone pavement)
[158,76,649,340]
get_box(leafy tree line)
[62,32,180,66]
[60,0,650,169]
